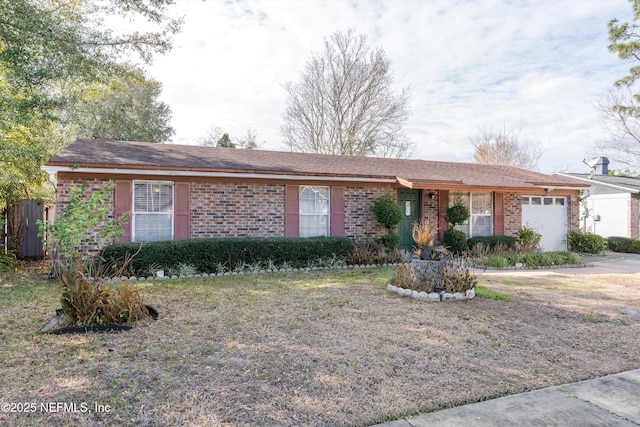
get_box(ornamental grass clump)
[40,182,150,328]
[59,265,146,326]
[391,265,434,293]
[412,218,438,248]
[442,256,477,294]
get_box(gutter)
[41,165,397,186]
[554,173,640,194]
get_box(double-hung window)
[452,192,493,237]
[133,181,174,242]
[299,186,330,237]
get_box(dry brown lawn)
[0,264,639,426]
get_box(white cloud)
[148,0,634,173]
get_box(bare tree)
[471,126,542,170]
[596,89,640,168]
[281,29,414,158]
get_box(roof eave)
[554,173,640,193]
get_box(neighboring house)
[43,139,585,252]
[555,157,640,239]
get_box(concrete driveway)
[476,251,640,276]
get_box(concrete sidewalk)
[372,369,640,427]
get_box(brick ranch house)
[43,139,586,252]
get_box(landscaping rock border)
[473,262,589,271]
[387,284,475,302]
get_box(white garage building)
[556,157,640,239]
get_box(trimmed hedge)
[608,236,635,253]
[568,230,607,254]
[476,251,582,269]
[101,236,356,275]
[607,235,640,253]
[442,228,467,254]
[467,235,517,251]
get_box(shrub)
[568,229,607,254]
[102,236,356,275]
[442,228,467,254]
[467,236,517,251]
[484,255,508,269]
[347,241,379,265]
[630,240,640,254]
[516,226,541,252]
[445,196,470,227]
[379,232,401,250]
[607,236,633,252]
[39,182,127,271]
[371,190,402,230]
[0,252,16,274]
[560,252,582,264]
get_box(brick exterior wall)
[630,195,640,239]
[421,189,439,222]
[55,177,116,255]
[190,182,285,238]
[54,176,582,251]
[344,186,388,242]
[503,192,521,236]
[567,194,580,234]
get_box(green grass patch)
[581,315,609,324]
[499,279,525,286]
[476,285,515,302]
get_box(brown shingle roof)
[48,139,584,191]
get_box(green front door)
[397,188,421,251]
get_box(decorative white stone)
[129,276,137,281]
[223,272,231,276]
[466,289,476,299]
[427,293,441,302]
[416,292,429,301]
[401,288,412,297]
[442,293,456,301]
[411,290,419,299]
[454,292,465,300]
[145,276,153,281]
[171,275,178,279]
[194,274,201,278]
[387,284,397,292]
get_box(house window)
[133,181,174,242]
[452,192,493,237]
[299,186,330,237]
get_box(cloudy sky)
[146,0,634,173]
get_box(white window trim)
[453,192,494,238]
[132,180,175,242]
[299,186,331,237]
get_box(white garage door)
[521,196,568,252]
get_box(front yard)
[1,265,639,426]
